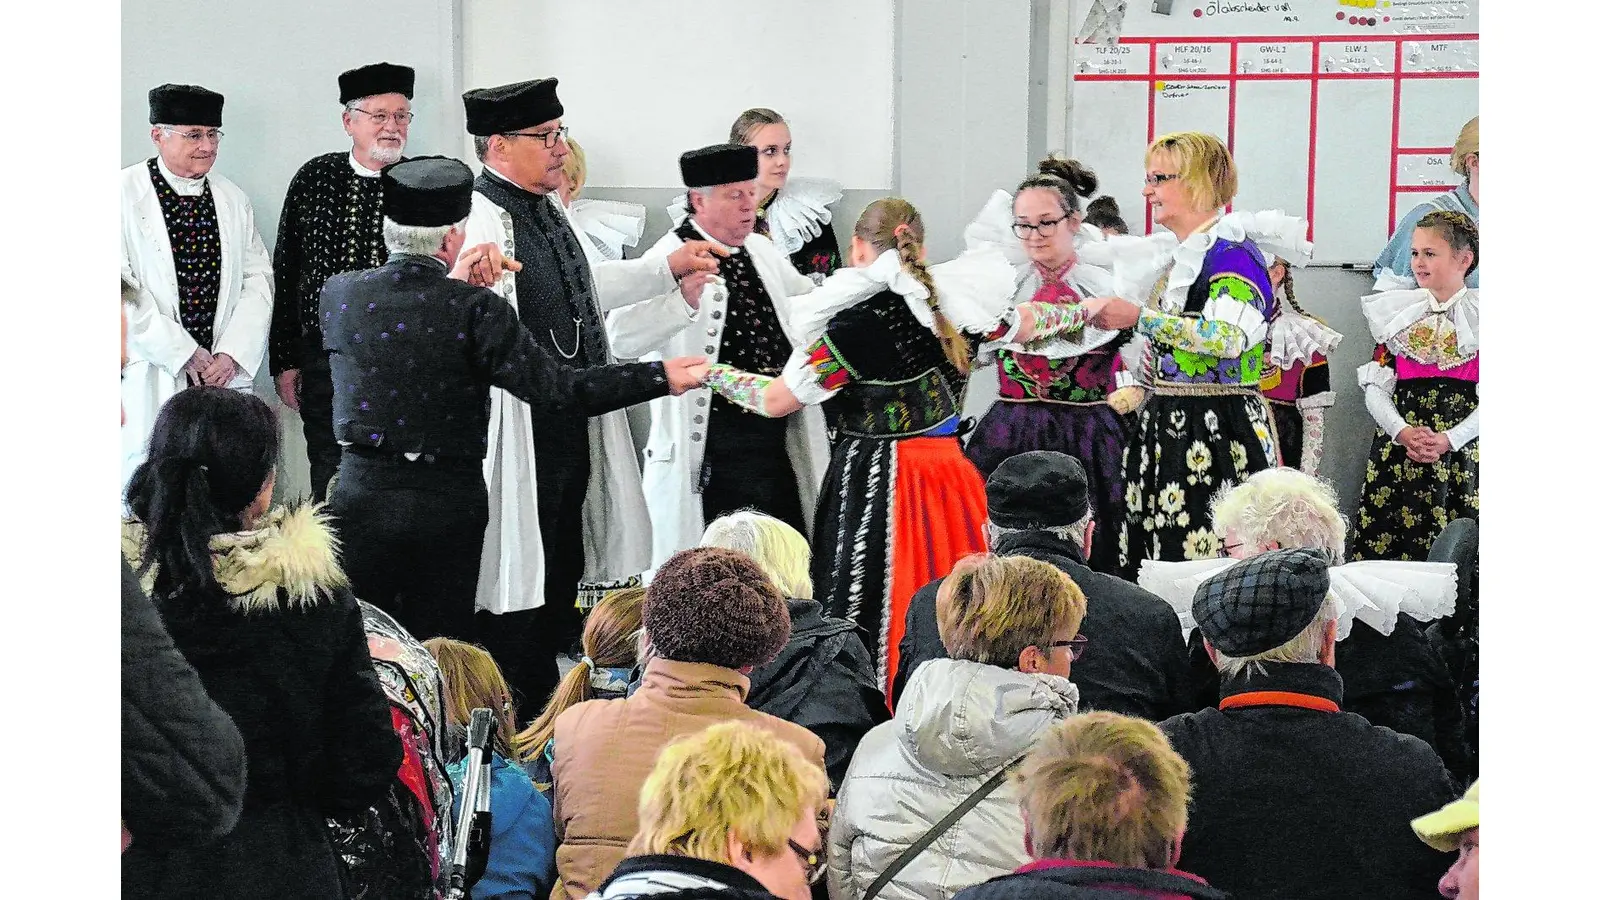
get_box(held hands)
[275,369,302,411]
[451,242,523,287]
[1397,425,1451,463]
[1090,297,1142,331]
[184,347,215,386]
[667,240,728,279]
[201,353,238,387]
[663,355,711,395]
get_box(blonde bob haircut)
[700,510,813,600]
[561,136,587,200]
[1209,467,1346,564]
[629,721,829,863]
[1145,131,1238,213]
[1018,712,1192,869]
[936,554,1087,668]
[1450,117,1478,176]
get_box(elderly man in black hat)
[320,155,708,649]
[608,142,829,578]
[269,62,418,501]
[1158,547,1457,900]
[892,450,1191,715]
[458,78,727,711]
[121,83,273,500]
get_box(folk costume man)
[269,61,415,500]
[607,143,829,572]
[320,156,706,650]
[120,84,273,496]
[461,77,724,708]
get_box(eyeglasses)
[788,839,827,885]
[1012,217,1067,239]
[160,127,224,144]
[1216,541,1245,559]
[503,125,569,149]
[1144,172,1182,187]
[1048,635,1089,662]
[349,108,415,127]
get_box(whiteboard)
[463,0,894,190]
[1067,0,1478,265]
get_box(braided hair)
[854,197,970,374]
[1416,210,1479,275]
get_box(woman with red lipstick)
[1350,211,1479,561]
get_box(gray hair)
[474,135,492,162]
[381,217,465,256]
[1212,595,1338,679]
[989,506,1095,553]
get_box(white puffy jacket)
[827,659,1080,900]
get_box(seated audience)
[896,452,1190,720]
[1413,780,1480,900]
[830,554,1086,900]
[952,711,1223,900]
[1159,547,1457,900]
[587,721,830,900]
[426,638,558,900]
[701,510,887,786]
[550,548,826,899]
[121,386,400,899]
[517,587,647,795]
[1189,467,1473,782]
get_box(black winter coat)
[953,863,1227,900]
[121,557,247,848]
[895,532,1191,719]
[120,506,403,899]
[747,599,888,788]
[1159,663,1456,900]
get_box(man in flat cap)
[459,77,726,709]
[893,450,1190,715]
[608,142,828,578]
[269,62,417,501]
[320,156,708,646]
[1157,547,1458,900]
[121,84,273,499]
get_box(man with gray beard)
[269,62,416,500]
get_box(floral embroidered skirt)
[1268,400,1304,470]
[1350,378,1479,561]
[1117,390,1278,578]
[965,399,1131,574]
[812,434,988,699]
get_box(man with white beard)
[268,62,416,500]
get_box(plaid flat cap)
[1193,547,1332,657]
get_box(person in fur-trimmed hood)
[121,386,401,900]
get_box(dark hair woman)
[121,386,401,899]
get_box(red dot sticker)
[1193,7,1203,16]
[1384,16,1391,22]
[1336,11,1345,19]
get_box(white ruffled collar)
[566,197,646,261]
[1269,288,1343,368]
[1361,286,1479,359]
[1137,557,1457,641]
[668,176,843,256]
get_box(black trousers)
[297,352,341,503]
[700,412,806,536]
[327,449,487,644]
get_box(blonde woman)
[702,197,1081,692]
[559,136,647,263]
[514,588,645,794]
[589,721,830,900]
[830,554,1086,900]
[424,638,557,900]
[701,511,886,785]
[1373,116,1479,290]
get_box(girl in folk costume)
[1374,117,1479,291]
[962,155,1142,573]
[1260,256,1341,475]
[1351,211,1480,561]
[1074,131,1312,575]
[559,136,647,263]
[702,197,1100,693]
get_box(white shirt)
[154,155,207,197]
[349,153,382,179]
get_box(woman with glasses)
[589,721,830,900]
[1077,132,1310,576]
[961,155,1142,573]
[829,554,1087,900]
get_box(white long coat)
[464,184,675,614]
[606,221,830,571]
[120,160,273,492]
